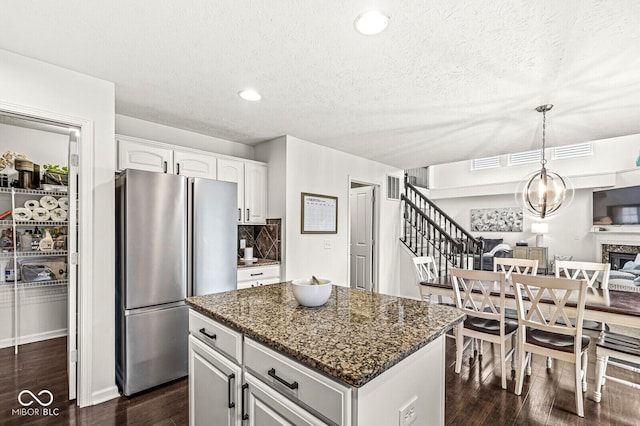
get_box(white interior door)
[350,186,374,291]
[68,131,78,400]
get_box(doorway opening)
[349,180,379,292]
[0,112,79,402]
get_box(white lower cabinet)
[189,335,243,426]
[189,309,445,426]
[244,372,326,426]
[237,265,281,290]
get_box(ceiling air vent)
[553,142,592,160]
[387,175,400,200]
[508,149,541,166]
[471,156,501,171]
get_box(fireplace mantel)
[592,231,640,262]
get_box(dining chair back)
[555,260,611,289]
[494,257,539,280]
[450,268,516,389]
[511,273,589,417]
[412,256,439,302]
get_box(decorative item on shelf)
[515,105,574,218]
[0,151,26,171]
[42,164,68,186]
[531,222,549,247]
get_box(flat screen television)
[592,185,640,225]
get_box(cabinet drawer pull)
[163,161,168,173]
[268,368,299,390]
[176,163,180,175]
[199,327,216,340]
[241,383,249,421]
[227,373,236,408]
[250,272,263,277]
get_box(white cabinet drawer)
[244,338,351,426]
[237,265,280,282]
[189,310,242,364]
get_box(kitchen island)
[186,282,462,426]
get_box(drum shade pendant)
[516,105,574,219]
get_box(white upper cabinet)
[217,158,245,223]
[173,150,217,179]
[244,163,267,224]
[218,159,266,224]
[117,135,267,223]
[118,137,174,173]
[118,136,217,179]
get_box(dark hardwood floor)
[2,332,639,425]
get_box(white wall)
[428,135,640,266]
[255,136,287,278]
[0,49,116,406]
[281,136,404,296]
[430,134,640,191]
[116,114,254,160]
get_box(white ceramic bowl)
[291,278,332,307]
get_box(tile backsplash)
[238,218,281,261]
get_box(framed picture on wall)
[301,192,338,234]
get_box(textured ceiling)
[1,1,639,168]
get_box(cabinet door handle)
[176,163,180,175]
[238,208,241,221]
[163,161,168,173]
[241,383,249,421]
[227,373,236,408]
[268,368,299,390]
[250,272,263,277]
[246,208,250,220]
[199,327,216,340]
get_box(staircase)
[401,175,483,276]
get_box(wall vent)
[508,149,541,166]
[387,175,400,200]
[471,156,501,170]
[553,142,592,160]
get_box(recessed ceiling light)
[354,10,389,35]
[238,89,261,101]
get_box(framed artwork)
[470,207,523,232]
[301,192,338,234]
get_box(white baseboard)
[0,328,67,349]
[91,385,120,406]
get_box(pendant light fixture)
[515,104,574,219]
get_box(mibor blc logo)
[12,390,60,417]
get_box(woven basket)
[43,171,68,186]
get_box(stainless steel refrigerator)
[116,169,237,396]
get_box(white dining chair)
[512,273,589,417]
[594,330,640,403]
[412,256,439,302]
[555,260,611,290]
[450,268,517,390]
[494,257,539,280]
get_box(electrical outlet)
[324,240,331,249]
[398,396,418,425]
[240,239,246,249]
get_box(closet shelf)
[0,187,67,196]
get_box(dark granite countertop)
[237,258,281,268]
[186,283,463,387]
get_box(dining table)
[420,275,640,329]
